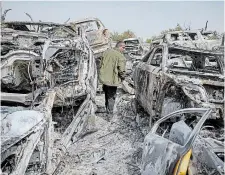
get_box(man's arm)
[98,52,104,69]
[117,54,126,81]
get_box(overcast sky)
[2,1,224,40]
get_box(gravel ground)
[57,90,149,175]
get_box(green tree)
[121,30,136,39]
[161,23,183,35]
[146,38,152,43]
[110,32,122,41]
[110,30,136,41]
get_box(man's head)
[116,41,126,53]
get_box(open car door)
[141,108,213,175]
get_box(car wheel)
[131,97,151,129]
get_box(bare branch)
[183,21,187,30]
[188,22,191,30]
[205,20,208,31]
[25,12,36,31]
[64,18,70,24]
[25,12,34,22]
[1,9,12,21]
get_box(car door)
[134,50,152,107]
[141,108,212,175]
[145,46,164,120]
[134,46,164,120]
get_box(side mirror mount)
[151,56,162,66]
[151,59,157,65]
[103,29,109,37]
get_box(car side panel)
[134,62,161,116]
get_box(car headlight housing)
[182,85,208,103]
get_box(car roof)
[201,31,215,34]
[72,17,105,28]
[155,43,224,55]
[152,30,201,41]
[123,38,139,41]
[73,17,101,24]
[3,21,71,27]
[166,30,200,34]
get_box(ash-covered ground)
[57,89,149,175]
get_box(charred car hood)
[1,108,45,151]
[166,70,224,86]
[166,71,224,105]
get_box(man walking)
[99,41,126,114]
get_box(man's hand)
[117,55,126,81]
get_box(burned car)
[141,108,224,175]
[1,21,97,174]
[133,43,224,126]
[72,17,111,58]
[151,30,222,51]
[123,38,144,56]
[1,21,97,104]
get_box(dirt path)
[58,90,148,175]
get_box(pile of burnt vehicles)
[132,30,224,174]
[1,19,98,174]
[1,10,224,175]
[150,29,223,51]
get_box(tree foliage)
[145,38,152,43]
[111,30,136,41]
[160,23,183,35]
[145,24,183,43]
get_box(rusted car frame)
[133,43,224,126]
[1,21,97,174]
[1,21,96,105]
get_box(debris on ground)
[58,90,148,175]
